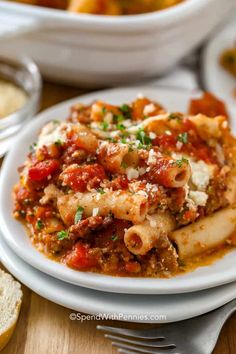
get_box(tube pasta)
[188,114,224,140]
[170,206,236,259]
[146,157,191,188]
[72,124,98,154]
[124,213,176,255]
[97,142,139,174]
[57,190,148,226]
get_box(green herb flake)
[121,161,128,169]
[128,146,134,152]
[177,132,188,144]
[36,219,44,230]
[120,104,132,119]
[174,158,189,168]
[29,143,37,153]
[111,234,118,241]
[101,106,107,115]
[116,123,125,131]
[54,139,63,146]
[136,128,152,147]
[74,206,84,224]
[97,188,105,195]
[101,121,109,131]
[117,115,125,122]
[57,230,69,240]
[168,113,182,122]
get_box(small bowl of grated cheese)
[0,79,28,119]
[0,54,41,157]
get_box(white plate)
[203,15,236,119]
[1,86,236,295]
[1,235,236,324]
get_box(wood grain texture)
[1,81,235,354]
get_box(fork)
[97,298,236,354]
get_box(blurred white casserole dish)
[0,0,233,87]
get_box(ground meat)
[69,216,104,240]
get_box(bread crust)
[0,270,22,351]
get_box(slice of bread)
[0,269,22,351]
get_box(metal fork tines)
[108,334,177,354]
[97,325,178,354]
[97,299,236,354]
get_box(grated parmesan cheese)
[149,132,157,140]
[0,79,27,119]
[126,167,139,180]
[37,121,71,149]
[189,191,208,207]
[190,160,213,191]
[92,207,99,216]
[143,103,156,116]
[176,141,183,150]
[147,149,157,165]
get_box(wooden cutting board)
[1,82,236,354]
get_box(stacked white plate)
[1,87,236,323]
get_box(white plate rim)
[1,235,236,324]
[1,86,236,295]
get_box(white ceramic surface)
[0,0,233,86]
[203,15,236,119]
[1,87,236,295]
[1,235,236,324]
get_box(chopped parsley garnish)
[36,219,44,230]
[101,121,109,130]
[113,114,125,124]
[29,143,37,153]
[57,230,69,240]
[121,137,127,144]
[111,234,118,241]
[101,121,109,131]
[74,206,84,224]
[128,146,134,152]
[97,188,105,194]
[117,115,125,122]
[116,123,125,131]
[107,137,117,143]
[177,132,188,144]
[120,104,132,119]
[55,139,63,146]
[101,106,107,115]
[136,128,152,147]
[121,161,128,169]
[168,113,182,122]
[174,158,189,168]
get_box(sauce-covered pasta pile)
[13,94,236,277]
[16,0,184,15]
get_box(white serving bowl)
[0,0,234,87]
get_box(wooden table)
[1,81,236,354]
